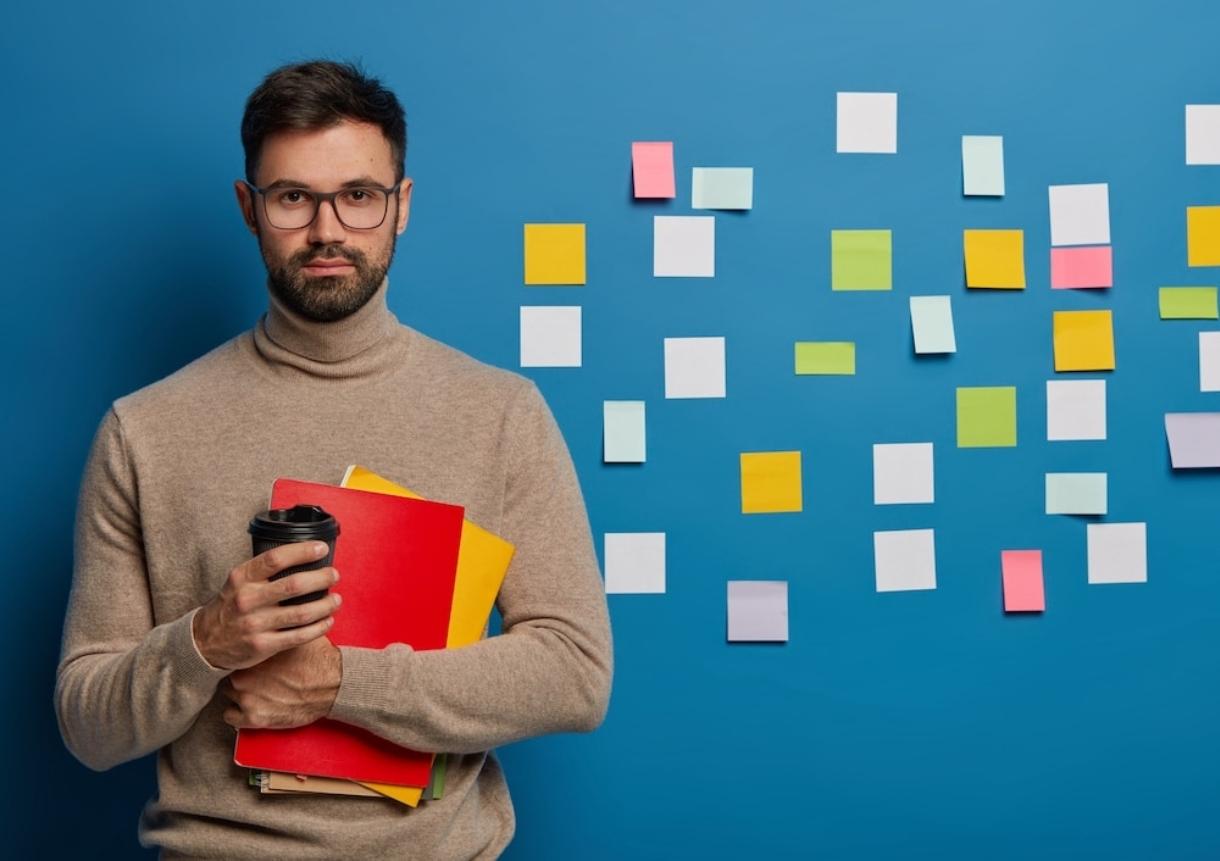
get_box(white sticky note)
[692,167,753,210]
[654,215,715,277]
[1187,105,1220,165]
[1048,183,1111,247]
[727,580,789,642]
[664,337,726,399]
[873,443,934,505]
[1045,473,1108,515]
[909,295,957,354]
[603,401,646,463]
[962,135,1005,196]
[874,528,936,592]
[1165,412,1220,468]
[604,533,665,594]
[519,306,581,367]
[1087,522,1147,584]
[1201,332,1220,392]
[836,92,898,154]
[1046,379,1107,441]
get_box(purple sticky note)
[1165,412,1220,468]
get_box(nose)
[307,197,347,245]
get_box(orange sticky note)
[740,451,802,514]
[1002,550,1044,612]
[1053,310,1115,371]
[1188,206,1220,267]
[523,223,586,285]
[963,229,1026,289]
[1050,246,1112,289]
[632,141,676,199]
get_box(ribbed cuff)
[168,607,233,690]
[328,644,413,725]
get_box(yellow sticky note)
[963,229,1026,289]
[1053,310,1115,371]
[524,223,586,285]
[1187,206,1220,267]
[740,451,802,514]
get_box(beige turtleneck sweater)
[54,276,613,860]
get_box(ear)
[394,177,413,235]
[234,180,258,235]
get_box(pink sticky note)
[1050,246,1112,289]
[1002,550,1045,612]
[632,141,675,198]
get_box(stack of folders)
[235,465,515,808]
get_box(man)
[54,59,613,860]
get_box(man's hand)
[220,636,342,729]
[192,541,342,671]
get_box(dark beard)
[262,237,395,323]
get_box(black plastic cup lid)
[248,505,340,542]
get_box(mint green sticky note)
[909,295,956,354]
[831,229,892,291]
[795,342,856,375]
[603,400,646,462]
[961,135,1005,197]
[1045,472,1107,515]
[956,386,1017,447]
[692,167,753,210]
[1159,286,1219,319]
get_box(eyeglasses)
[244,181,400,230]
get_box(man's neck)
[262,275,398,363]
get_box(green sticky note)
[909,295,956,354]
[1159,286,1219,319]
[956,386,1017,447]
[1045,472,1107,515]
[692,167,754,210]
[603,401,646,462]
[832,230,892,291]
[430,753,447,799]
[795,342,856,375]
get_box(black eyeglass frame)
[243,180,402,230]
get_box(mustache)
[291,246,363,267]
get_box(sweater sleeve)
[327,381,613,754]
[54,407,232,772]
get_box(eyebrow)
[262,175,391,190]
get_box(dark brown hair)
[240,59,407,184]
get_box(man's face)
[235,119,412,323]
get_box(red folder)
[233,477,464,786]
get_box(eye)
[341,188,377,206]
[275,190,312,206]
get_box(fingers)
[261,615,336,652]
[235,567,338,615]
[248,541,330,582]
[247,591,342,634]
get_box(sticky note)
[794,342,855,375]
[874,529,936,592]
[1049,183,1110,247]
[873,442,934,505]
[1164,412,1220,468]
[664,337,726,399]
[1053,310,1115,371]
[1045,472,1107,515]
[603,401,646,463]
[740,451,802,514]
[1200,332,1220,392]
[1188,207,1220,267]
[654,215,715,277]
[1186,105,1220,165]
[1087,522,1147,584]
[604,533,665,594]
[727,581,788,642]
[1001,550,1045,612]
[956,386,1017,447]
[692,167,753,210]
[1046,379,1106,441]
[909,296,957,354]
[836,92,898,154]
[523,224,586,285]
[963,229,1025,288]
[519,306,581,367]
[831,229,892,291]
[631,141,675,198]
[1159,286,1219,319]
[962,135,1005,196]
[1050,246,1113,289]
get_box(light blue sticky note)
[604,401,646,463]
[909,295,957,354]
[962,135,1005,197]
[1045,472,1107,515]
[692,168,754,210]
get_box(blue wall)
[7,1,1220,857]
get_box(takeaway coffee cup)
[248,505,340,606]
